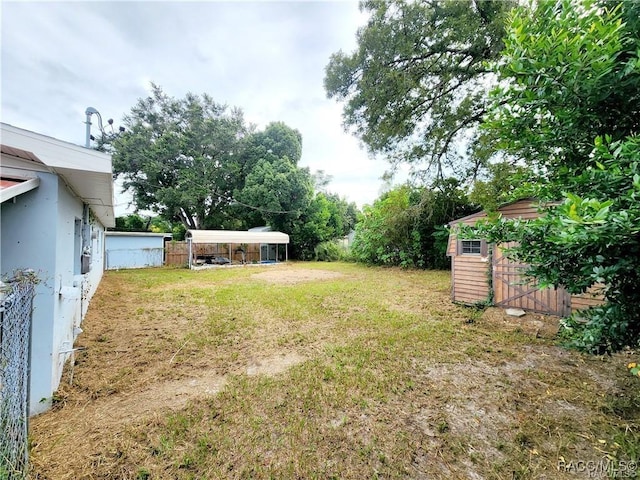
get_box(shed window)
[461,240,482,255]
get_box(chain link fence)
[0,271,37,480]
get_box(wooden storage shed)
[447,199,603,316]
[186,230,289,268]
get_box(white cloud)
[1,1,398,211]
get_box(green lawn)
[30,263,639,479]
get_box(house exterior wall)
[1,165,107,415]
[51,180,106,405]
[104,233,166,270]
[1,124,114,416]
[1,170,58,415]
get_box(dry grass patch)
[251,266,345,284]
[29,263,639,479]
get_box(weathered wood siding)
[495,201,543,220]
[452,255,491,304]
[493,243,570,316]
[448,199,541,305]
[571,285,605,313]
[449,200,542,308]
[165,242,189,266]
[448,199,606,316]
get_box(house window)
[461,240,482,255]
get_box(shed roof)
[106,231,172,238]
[447,198,544,227]
[187,230,289,244]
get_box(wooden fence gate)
[492,243,571,316]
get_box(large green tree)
[235,154,314,232]
[229,122,306,229]
[111,85,249,230]
[109,86,361,260]
[469,162,534,213]
[110,87,315,234]
[325,0,513,179]
[474,0,640,353]
[246,121,303,165]
[235,155,358,259]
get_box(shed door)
[492,243,571,316]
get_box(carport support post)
[187,237,193,269]
[286,244,288,262]
[229,244,232,264]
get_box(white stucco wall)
[1,170,58,414]
[1,168,108,415]
[52,180,85,401]
[86,227,106,305]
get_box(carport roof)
[186,230,289,244]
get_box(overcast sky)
[1,0,400,216]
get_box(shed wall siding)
[449,199,606,316]
[571,285,605,313]
[452,256,490,304]
[105,235,165,270]
[449,200,543,307]
[496,201,542,220]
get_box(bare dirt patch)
[69,352,305,424]
[481,306,561,339]
[251,267,344,284]
[30,351,306,479]
[246,351,305,376]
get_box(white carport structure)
[186,230,289,268]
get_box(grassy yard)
[30,263,639,479]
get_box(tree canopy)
[324,0,513,179]
[472,0,640,353]
[108,85,359,259]
[111,84,249,230]
[484,0,640,183]
[352,181,474,269]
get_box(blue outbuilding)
[105,232,172,270]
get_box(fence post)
[0,271,37,480]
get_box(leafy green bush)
[472,0,640,354]
[351,181,474,269]
[314,241,344,262]
[468,137,640,353]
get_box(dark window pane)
[461,240,482,254]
